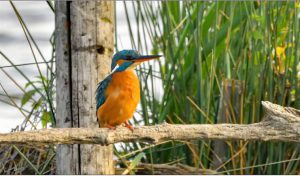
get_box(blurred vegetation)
[0,0,300,175]
[116,1,300,175]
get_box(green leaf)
[122,152,145,175]
[24,81,33,89]
[21,89,36,106]
[252,31,264,40]
[32,99,42,110]
[41,110,50,128]
[36,75,49,85]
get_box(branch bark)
[1,101,300,145]
[116,163,218,175]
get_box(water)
[0,1,54,132]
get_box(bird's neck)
[112,69,139,87]
[123,69,136,75]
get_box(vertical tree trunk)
[55,1,114,174]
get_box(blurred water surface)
[0,1,54,132]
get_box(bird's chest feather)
[106,70,140,104]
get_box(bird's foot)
[124,121,134,132]
[106,124,116,130]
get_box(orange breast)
[97,70,140,127]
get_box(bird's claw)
[124,121,134,132]
[106,124,116,130]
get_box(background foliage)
[117,1,300,174]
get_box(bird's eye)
[125,55,133,60]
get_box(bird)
[96,50,161,131]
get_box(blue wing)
[95,74,112,111]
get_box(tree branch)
[116,163,218,175]
[0,101,300,145]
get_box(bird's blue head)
[111,50,161,71]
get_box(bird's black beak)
[132,55,162,63]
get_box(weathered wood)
[212,79,244,170]
[55,1,79,174]
[1,102,300,145]
[131,163,218,175]
[55,1,114,174]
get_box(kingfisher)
[96,50,161,131]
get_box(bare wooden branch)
[115,163,218,175]
[134,163,218,175]
[0,101,300,145]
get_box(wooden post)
[211,79,244,170]
[55,1,114,174]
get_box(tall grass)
[117,1,300,174]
